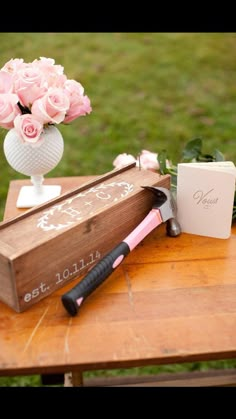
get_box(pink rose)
[64,95,92,123]
[14,114,43,145]
[33,57,56,68]
[113,153,136,168]
[36,57,64,76]
[31,87,70,124]
[63,79,92,123]
[0,71,14,93]
[48,73,67,88]
[1,58,24,74]
[14,64,47,107]
[0,93,21,129]
[64,79,84,96]
[139,150,159,170]
[33,57,66,88]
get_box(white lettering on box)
[37,181,134,231]
[23,282,49,303]
[55,250,101,285]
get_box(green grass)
[1,33,236,219]
[0,33,236,386]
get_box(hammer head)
[142,186,181,237]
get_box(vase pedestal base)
[16,185,62,208]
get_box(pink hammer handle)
[61,208,163,316]
[124,208,163,251]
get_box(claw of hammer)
[142,186,181,237]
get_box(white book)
[176,162,236,239]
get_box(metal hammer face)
[142,186,181,237]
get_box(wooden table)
[1,177,236,387]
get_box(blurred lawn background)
[0,32,236,386]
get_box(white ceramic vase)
[3,125,64,208]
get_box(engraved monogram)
[37,181,134,231]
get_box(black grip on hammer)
[61,241,130,316]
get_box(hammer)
[61,186,181,316]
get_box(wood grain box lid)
[0,163,170,312]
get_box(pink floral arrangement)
[0,57,92,146]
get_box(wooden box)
[0,164,170,312]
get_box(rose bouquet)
[0,57,92,146]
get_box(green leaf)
[157,150,178,190]
[170,172,177,190]
[182,137,202,161]
[158,150,168,174]
[213,149,225,161]
[198,153,215,162]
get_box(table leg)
[64,371,84,387]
